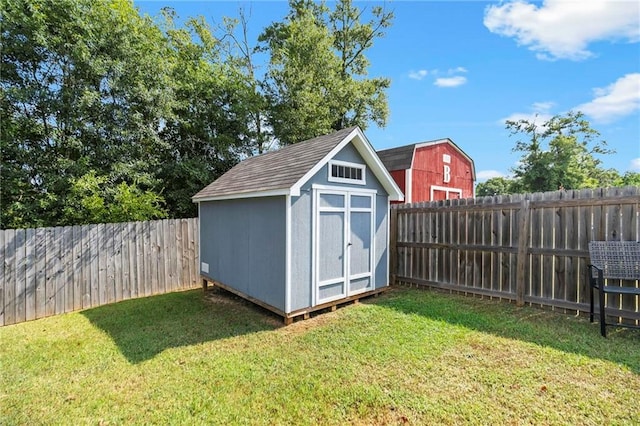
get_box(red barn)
[377,138,475,203]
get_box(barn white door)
[315,189,375,304]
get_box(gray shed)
[192,126,403,323]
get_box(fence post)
[516,199,531,306]
[389,207,398,285]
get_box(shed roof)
[193,126,404,202]
[377,138,476,181]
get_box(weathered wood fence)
[390,186,640,322]
[0,218,198,327]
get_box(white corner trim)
[285,194,292,313]
[197,202,202,272]
[405,169,412,204]
[192,188,290,202]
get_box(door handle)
[347,242,352,246]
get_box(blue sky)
[135,0,640,181]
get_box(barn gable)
[377,138,476,203]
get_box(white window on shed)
[328,160,366,185]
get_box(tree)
[156,11,253,218]
[1,0,173,227]
[219,8,274,154]
[475,177,518,197]
[614,171,640,187]
[506,111,616,192]
[329,0,392,130]
[63,171,167,224]
[260,0,392,145]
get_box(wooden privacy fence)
[390,186,640,322]
[0,218,199,327]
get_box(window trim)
[327,160,366,185]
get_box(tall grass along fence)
[390,186,640,323]
[0,218,198,327]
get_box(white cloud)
[408,70,428,80]
[500,102,554,126]
[477,170,505,181]
[434,76,467,88]
[630,158,640,171]
[448,67,468,74]
[409,66,467,81]
[531,101,555,112]
[576,73,640,123]
[484,0,640,61]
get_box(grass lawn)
[1,286,638,425]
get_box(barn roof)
[193,126,403,202]
[377,138,476,181]
[376,144,415,171]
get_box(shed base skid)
[202,277,387,325]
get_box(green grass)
[1,286,638,425]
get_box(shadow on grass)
[82,287,281,364]
[372,287,640,374]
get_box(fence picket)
[63,226,74,313]
[71,226,81,311]
[4,230,16,325]
[15,229,26,323]
[121,223,131,301]
[106,223,115,304]
[114,223,123,303]
[0,229,4,326]
[25,228,36,321]
[135,221,144,298]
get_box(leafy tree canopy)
[475,177,516,197]
[1,0,394,228]
[260,0,393,145]
[506,111,618,193]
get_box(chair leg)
[598,287,607,337]
[589,284,594,323]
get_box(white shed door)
[315,190,374,304]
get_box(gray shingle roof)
[376,145,416,171]
[193,126,358,200]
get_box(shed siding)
[290,191,312,311]
[374,194,389,289]
[200,197,286,311]
[289,143,390,311]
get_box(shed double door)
[315,189,375,304]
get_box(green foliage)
[261,2,343,144]
[475,177,518,196]
[1,0,172,227]
[157,11,251,217]
[261,0,393,144]
[614,171,640,187]
[329,0,392,129]
[506,111,616,192]
[63,171,167,224]
[1,0,393,228]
